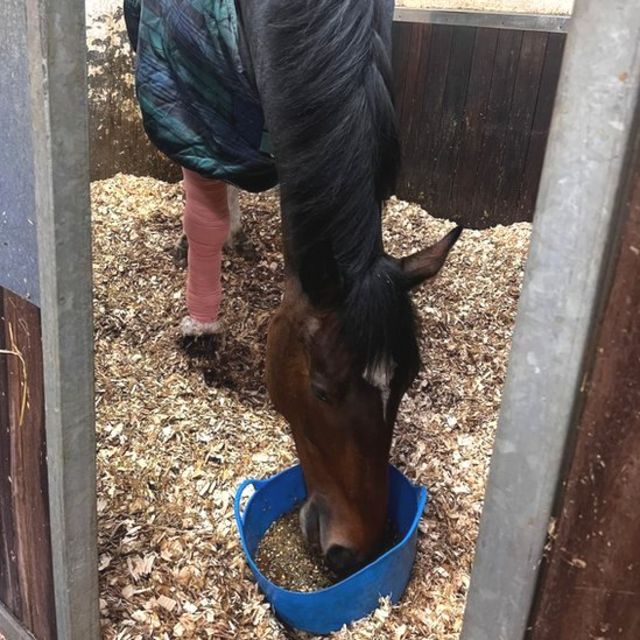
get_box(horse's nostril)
[325,544,359,577]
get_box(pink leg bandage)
[181,168,231,324]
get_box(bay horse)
[125,0,461,576]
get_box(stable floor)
[92,175,530,639]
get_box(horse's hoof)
[179,316,223,337]
[172,234,189,268]
[225,229,257,260]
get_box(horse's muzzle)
[299,497,365,578]
[324,544,360,577]
[299,498,321,548]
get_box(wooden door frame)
[0,0,100,638]
[393,6,570,33]
[28,0,100,636]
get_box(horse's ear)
[399,226,463,290]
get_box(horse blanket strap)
[123,0,278,192]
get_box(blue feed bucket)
[234,464,427,635]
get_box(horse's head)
[266,227,461,576]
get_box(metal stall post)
[0,0,99,638]
[460,1,640,639]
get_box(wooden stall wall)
[0,288,56,639]
[392,23,565,228]
[87,8,567,229]
[527,110,640,640]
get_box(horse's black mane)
[251,0,420,373]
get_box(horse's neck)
[238,0,394,289]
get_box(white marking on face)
[306,316,321,336]
[364,359,396,421]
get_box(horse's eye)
[311,383,330,403]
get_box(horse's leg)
[174,184,255,266]
[224,186,258,258]
[179,168,230,337]
[173,232,189,267]
[226,185,242,246]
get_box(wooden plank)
[449,27,500,220]
[0,291,22,620]
[2,290,56,640]
[391,22,410,129]
[517,33,565,217]
[393,21,433,188]
[392,22,422,133]
[528,114,640,640]
[493,30,548,219]
[0,601,36,640]
[470,28,524,225]
[393,8,570,34]
[430,25,477,217]
[412,23,454,209]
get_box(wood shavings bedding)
[92,174,530,639]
